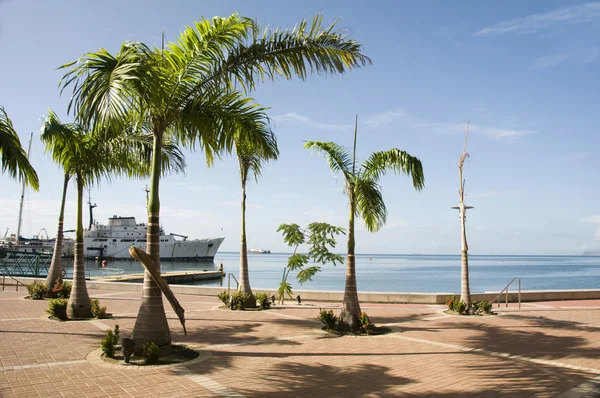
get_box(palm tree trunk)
[46,172,69,296]
[66,174,92,318]
[340,192,361,330]
[238,181,256,307]
[132,133,171,352]
[460,208,471,308]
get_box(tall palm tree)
[0,106,39,190]
[305,118,424,330]
[457,122,472,309]
[40,111,185,316]
[59,14,369,349]
[235,127,278,307]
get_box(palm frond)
[304,141,352,181]
[361,148,425,190]
[192,14,371,94]
[0,106,39,189]
[353,177,387,232]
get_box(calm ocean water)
[71,252,600,293]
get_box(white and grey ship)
[85,216,224,261]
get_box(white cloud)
[475,2,600,36]
[364,110,535,140]
[529,54,572,70]
[583,215,600,240]
[271,112,353,131]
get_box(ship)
[249,248,271,254]
[84,215,224,261]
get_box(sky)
[0,0,599,255]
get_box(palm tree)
[305,118,424,330]
[457,122,472,309]
[235,127,278,307]
[40,111,185,317]
[59,14,369,349]
[0,106,39,189]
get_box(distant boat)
[249,249,271,254]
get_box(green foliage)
[277,222,345,304]
[255,292,271,309]
[27,281,47,300]
[230,291,251,310]
[112,325,120,346]
[318,309,338,330]
[357,312,374,333]
[100,330,115,358]
[52,280,72,299]
[453,300,467,314]
[446,295,457,310]
[217,291,230,306]
[473,300,492,314]
[47,298,68,320]
[0,106,39,189]
[143,342,160,364]
[90,299,107,318]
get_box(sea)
[67,252,600,294]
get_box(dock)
[92,270,224,284]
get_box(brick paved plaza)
[1,286,599,397]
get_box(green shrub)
[230,291,251,310]
[452,300,467,314]
[52,280,72,299]
[472,301,481,312]
[445,295,456,310]
[112,325,120,346]
[357,312,374,333]
[143,342,160,364]
[47,298,68,320]
[255,292,271,309]
[479,301,492,314]
[27,281,47,300]
[101,330,115,358]
[217,291,230,306]
[90,299,107,318]
[318,309,337,330]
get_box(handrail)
[492,277,521,309]
[227,273,239,308]
[2,274,28,291]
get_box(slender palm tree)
[40,112,185,316]
[0,106,39,190]
[305,118,424,330]
[235,127,278,307]
[59,14,369,349]
[457,122,472,309]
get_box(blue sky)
[1,0,599,255]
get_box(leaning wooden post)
[129,246,187,335]
[452,121,474,310]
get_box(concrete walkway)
[1,286,600,397]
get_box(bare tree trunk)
[46,172,69,296]
[238,181,256,307]
[132,133,171,353]
[460,207,471,308]
[340,192,361,330]
[66,174,92,318]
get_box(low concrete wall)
[4,276,600,304]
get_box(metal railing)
[227,273,239,309]
[492,277,521,309]
[2,274,28,291]
[0,250,52,277]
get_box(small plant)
[357,312,374,333]
[47,298,68,320]
[143,341,160,364]
[230,291,251,310]
[453,300,467,314]
[472,300,481,313]
[318,309,338,330]
[27,281,47,300]
[90,299,107,318]
[255,292,271,309]
[112,325,120,346]
[446,295,456,310]
[217,291,230,306]
[479,301,492,314]
[52,280,72,299]
[100,330,115,358]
